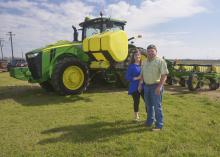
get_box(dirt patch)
[199,89,220,101]
[165,85,220,101]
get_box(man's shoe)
[152,127,162,131]
[144,122,152,127]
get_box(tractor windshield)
[84,22,123,39]
[85,23,101,38]
[103,23,123,32]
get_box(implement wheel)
[51,57,89,95]
[187,74,200,91]
[166,76,174,85]
[209,79,219,90]
[179,78,186,87]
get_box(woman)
[125,49,146,121]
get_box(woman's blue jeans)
[144,84,163,129]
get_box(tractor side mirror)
[137,35,142,38]
[128,35,142,41]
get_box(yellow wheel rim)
[191,77,198,88]
[63,66,84,90]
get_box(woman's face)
[134,51,141,63]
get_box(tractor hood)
[26,40,82,55]
[42,40,82,51]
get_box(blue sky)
[0,0,220,59]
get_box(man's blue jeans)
[144,84,163,129]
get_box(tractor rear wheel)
[187,74,200,91]
[51,57,89,95]
[209,79,219,90]
[115,71,129,88]
[179,78,186,87]
[39,81,54,92]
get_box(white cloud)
[106,0,206,31]
[104,0,210,59]
[1,0,216,59]
[0,0,94,57]
[0,0,37,9]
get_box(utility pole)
[21,48,24,59]
[0,38,4,60]
[6,32,15,60]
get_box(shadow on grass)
[0,84,127,106]
[0,85,93,106]
[164,85,215,95]
[87,83,127,94]
[38,120,146,144]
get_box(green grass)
[0,72,219,157]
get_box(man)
[138,44,169,131]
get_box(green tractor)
[9,16,143,95]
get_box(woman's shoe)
[134,117,140,121]
[134,112,140,121]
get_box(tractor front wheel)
[39,80,54,92]
[51,57,89,95]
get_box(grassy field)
[0,72,219,157]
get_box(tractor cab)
[73,17,126,41]
[80,17,128,64]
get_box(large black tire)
[187,74,200,91]
[51,57,89,95]
[39,81,54,92]
[124,49,133,67]
[166,76,174,85]
[179,78,186,87]
[122,47,147,69]
[209,79,219,90]
[115,71,129,88]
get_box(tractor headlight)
[27,52,39,58]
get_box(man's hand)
[155,74,167,95]
[138,83,142,93]
[138,75,143,93]
[133,75,141,80]
[155,85,162,95]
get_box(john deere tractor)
[10,16,144,95]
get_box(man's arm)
[138,75,144,93]
[155,74,167,95]
[158,74,167,88]
[138,61,145,92]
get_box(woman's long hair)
[130,49,142,65]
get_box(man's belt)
[144,83,159,86]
